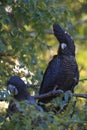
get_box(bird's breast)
[58,56,78,91]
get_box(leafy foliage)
[0,0,87,130]
[0,97,87,130]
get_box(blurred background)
[0,0,87,109]
[0,1,87,129]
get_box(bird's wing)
[39,56,62,94]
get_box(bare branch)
[73,19,87,26]
[74,36,87,40]
[73,93,87,98]
[79,78,87,82]
[0,89,87,102]
[29,30,87,40]
[34,90,87,100]
[34,89,64,100]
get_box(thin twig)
[79,78,87,82]
[73,93,87,98]
[29,30,87,40]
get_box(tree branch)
[74,36,87,40]
[73,19,87,26]
[79,78,87,82]
[34,90,87,100]
[29,30,87,40]
[0,89,87,102]
[73,93,87,98]
[34,89,64,100]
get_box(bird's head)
[7,76,29,101]
[53,24,75,56]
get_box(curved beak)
[7,84,18,95]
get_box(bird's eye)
[7,84,18,95]
[61,43,67,49]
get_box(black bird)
[7,76,35,102]
[7,76,35,114]
[7,76,31,101]
[39,24,79,103]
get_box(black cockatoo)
[7,76,35,114]
[39,24,79,103]
[7,76,31,101]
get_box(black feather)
[39,24,79,103]
[7,76,36,115]
[7,76,30,101]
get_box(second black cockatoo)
[7,76,36,116]
[39,24,79,103]
[7,76,34,102]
